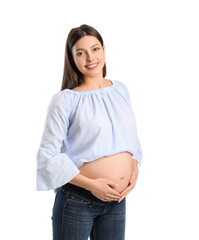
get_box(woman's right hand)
[89,178,121,202]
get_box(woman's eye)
[94,47,100,51]
[76,52,84,56]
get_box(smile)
[86,63,98,69]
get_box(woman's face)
[72,35,105,79]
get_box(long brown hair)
[61,24,107,91]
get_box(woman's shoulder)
[114,80,130,94]
[114,79,129,88]
[114,80,132,105]
[48,89,77,112]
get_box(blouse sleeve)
[120,81,143,166]
[36,91,80,191]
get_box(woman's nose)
[87,52,94,62]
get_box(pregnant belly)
[78,152,133,193]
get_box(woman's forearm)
[69,173,94,191]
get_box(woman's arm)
[70,173,121,202]
[117,158,139,203]
[36,92,80,191]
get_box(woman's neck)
[81,77,109,90]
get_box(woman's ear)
[103,45,105,50]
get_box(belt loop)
[88,201,94,208]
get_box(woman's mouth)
[86,63,98,70]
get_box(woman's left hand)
[117,168,138,203]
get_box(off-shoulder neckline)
[64,80,116,95]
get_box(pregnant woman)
[36,24,142,240]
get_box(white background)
[0,0,199,239]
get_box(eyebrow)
[75,43,100,52]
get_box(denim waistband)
[61,183,108,204]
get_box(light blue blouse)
[36,80,142,191]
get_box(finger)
[106,179,119,189]
[118,192,129,203]
[131,177,137,187]
[130,173,137,183]
[113,183,135,202]
[120,188,131,199]
[130,174,135,183]
[120,183,135,197]
[130,176,135,184]
[108,188,121,197]
[103,196,118,202]
[107,193,120,201]
[120,184,132,196]
[118,189,131,202]
[133,177,137,185]
[130,171,137,184]
[104,195,117,202]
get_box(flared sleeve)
[36,91,80,191]
[120,82,142,166]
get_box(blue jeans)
[52,184,126,240]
